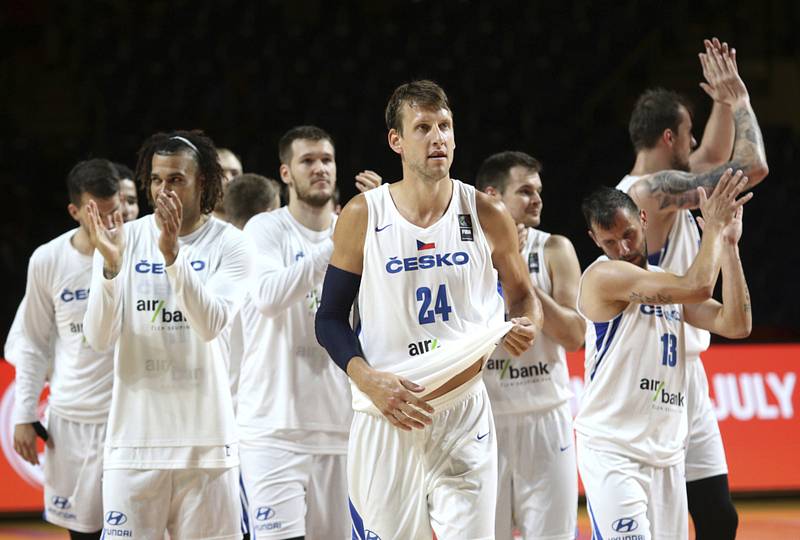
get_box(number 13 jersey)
[358,180,504,373]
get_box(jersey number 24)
[417,285,452,325]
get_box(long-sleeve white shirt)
[83,215,253,469]
[9,229,112,425]
[237,208,351,454]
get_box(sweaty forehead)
[152,152,197,176]
[291,138,335,159]
[402,102,452,126]
[593,208,638,237]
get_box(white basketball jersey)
[484,229,573,415]
[358,180,504,375]
[575,257,688,467]
[618,175,710,356]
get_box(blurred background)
[1,0,798,343]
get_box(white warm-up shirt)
[10,229,112,425]
[484,228,573,415]
[237,208,351,454]
[83,215,253,469]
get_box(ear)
[587,229,600,248]
[279,164,291,185]
[67,203,81,223]
[639,209,648,229]
[388,129,402,155]
[483,186,500,199]
[662,129,675,147]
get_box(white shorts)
[685,358,728,482]
[102,467,241,539]
[348,377,497,540]
[42,413,106,533]
[495,403,577,540]
[239,443,349,539]
[578,437,688,540]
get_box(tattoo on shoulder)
[629,291,674,304]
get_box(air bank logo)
[640,377,685,408]
[407,337,440,356]
[137,298,185,324]
[486,357,550,382]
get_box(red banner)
[0,344,798,512]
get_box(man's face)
[150,152,203,225]
[119,178,139,222]
[281,139,336,208]
[589,208,648,269]
[668,105,697,172]
[69,192,120,230]
[498,166,543,227]
[392,103,455,182]
[218,150,243,186]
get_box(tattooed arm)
[684,203,751,338]
[580,171,752,321]
[631,48,768,213]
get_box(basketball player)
[618,39,767,539]
[316,80,542,539]
[578,172,752,540]
[236,126,381,540]
[114,163,140,222]
[10,159,120,540]
[477,151,584,540]
[83,131,253,539]
[214,147,245,221]
[224,173,282,229]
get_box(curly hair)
[134,130,223,214]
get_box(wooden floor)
[0,499,798,539]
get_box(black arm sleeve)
[315,264,365,373]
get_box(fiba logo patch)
[52,496,71,509]
[612,517,638,532]
[105,511,128,526]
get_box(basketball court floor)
[0,499,797,539]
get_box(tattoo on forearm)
[743,286,752,313]
[645,105,766,211]
[629,291,674,304]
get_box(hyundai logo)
[51,496,71,509]
[612,517,639,532]
[365,530,382,540]
[256,506,276,521]
[105,511,128,526]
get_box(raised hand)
[697,169,752,233]
[355,170,383,193]
[155,190,182,266]
[86,199,125,276]
[699,37,748,107]
[503,316,536,356]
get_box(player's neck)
[179,212,210,237]
[631,150,671,176]
[70,226,94,256]
[212,209,227,222]
[391,175,453,228]
[287,196,333,232]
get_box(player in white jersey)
[316,80,542,540]
[83,131,253,539]
[236,126,381,540]
[618,39,768,540]
[577,175,753,540]
[8,159,121,539]
[476,151,584,540]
